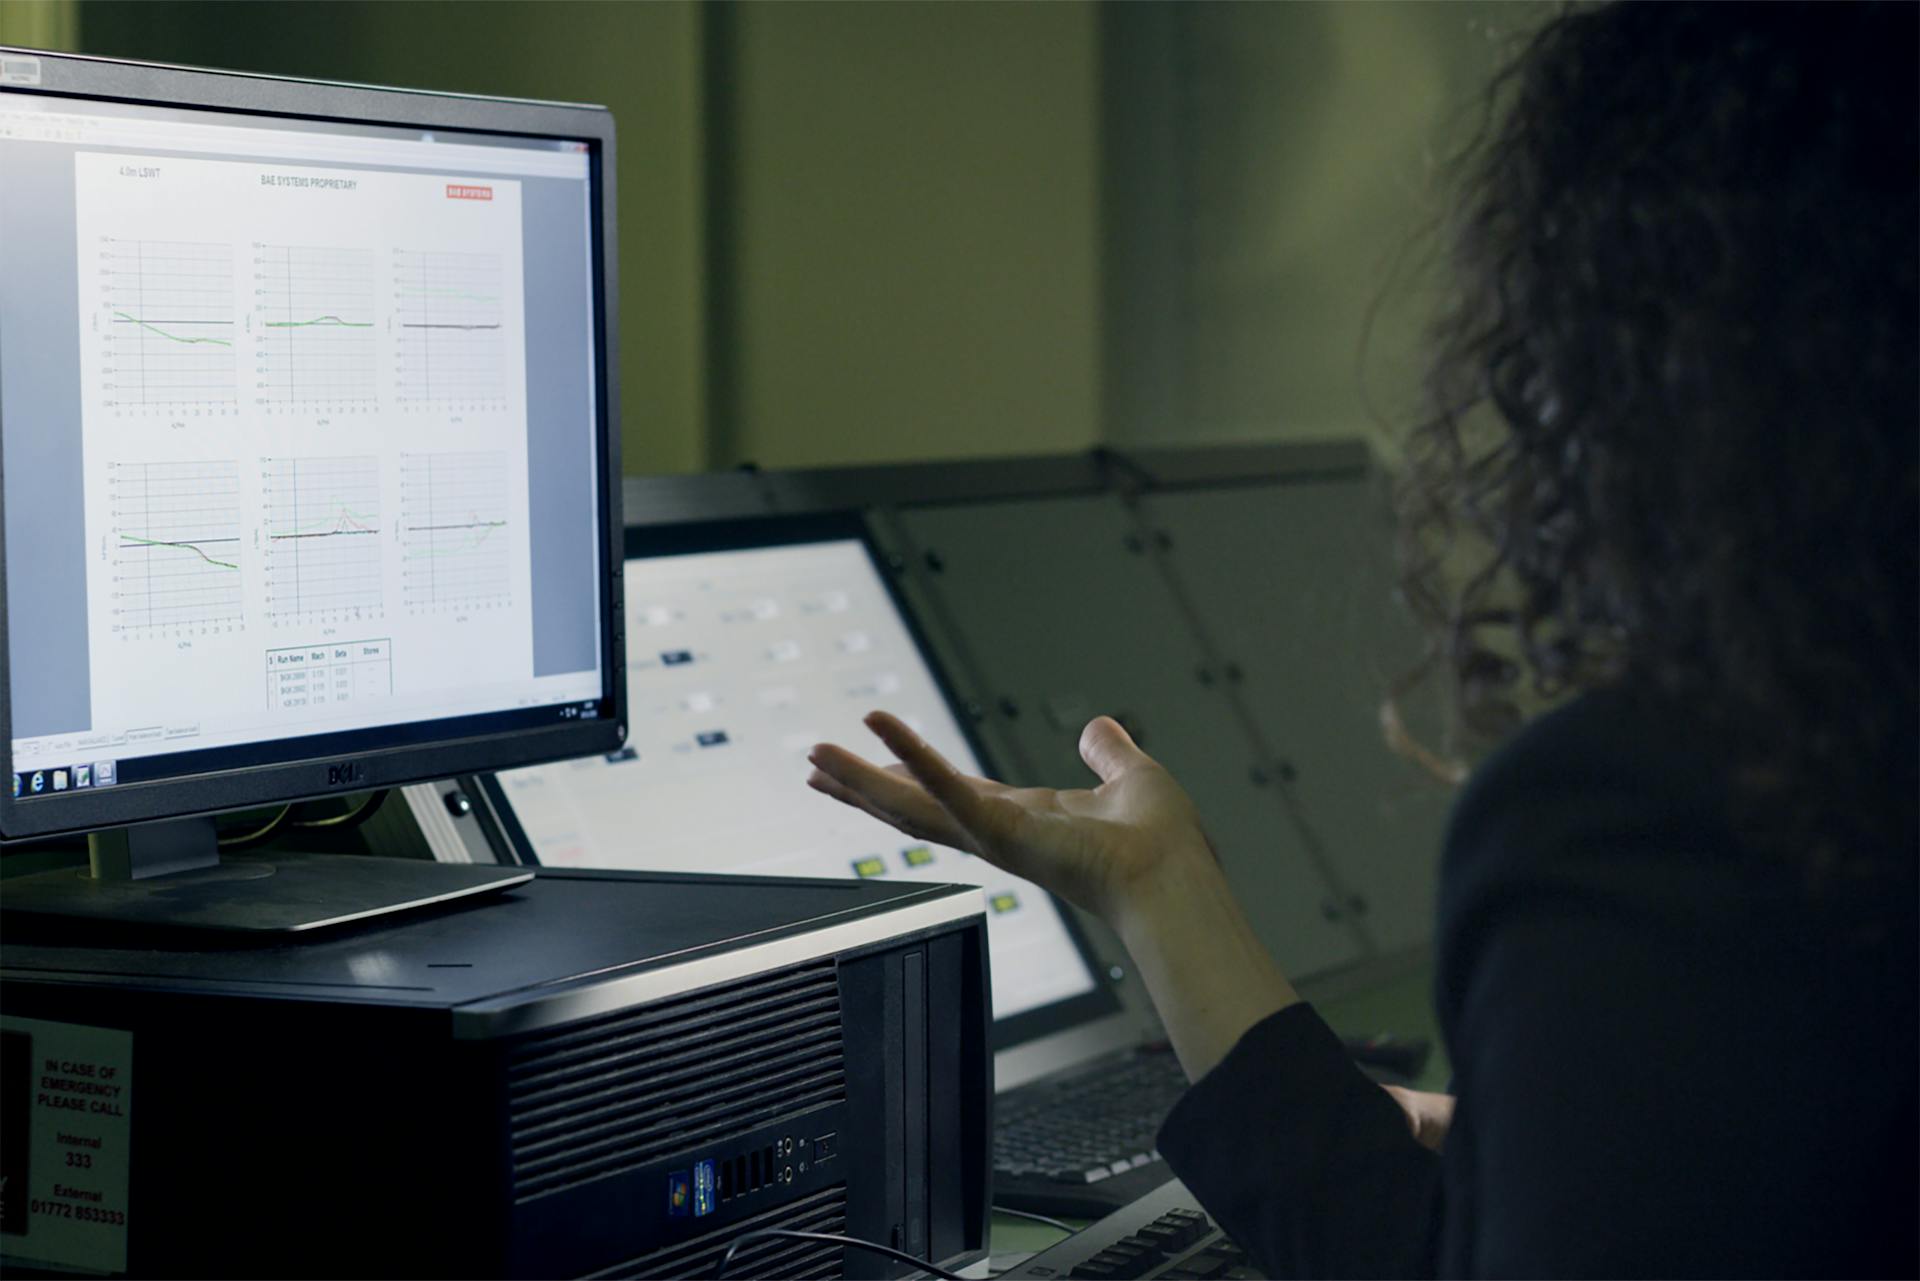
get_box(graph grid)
[394,249,507,407]
[264,455,384,622]
[108,459,244,632]
[399,452,511,608]
[254,245,378,408]
[100,239,238,411]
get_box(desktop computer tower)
[0,868,991,1279]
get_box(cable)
[714,1228,969,1281]
[291,788,390,831]
[215,788,390,851]
[215,805,294,850]
[992,1205,1078,1237]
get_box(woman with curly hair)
[809,3,1916,1276]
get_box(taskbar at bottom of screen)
[10,696,610,800]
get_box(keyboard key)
[1070,1249,1134,1279]
[1137,1224,1185,1252]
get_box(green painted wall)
[1105,2,1551,461]
[0,0,77,50]
[711,2,1102,469]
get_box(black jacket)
[1158,689,1918,1278]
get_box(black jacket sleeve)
[1156,1003,1441,1278]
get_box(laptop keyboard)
[1063,1207,1254,1280]
[994,1048,1189,1185]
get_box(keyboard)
[998,1177,1252,1280]
[992,1033,1429,1218]
[993,1046,1191,1218]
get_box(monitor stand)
[1,816,532,933]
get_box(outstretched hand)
[811,709,1299,1081]
[806,711,1214,924]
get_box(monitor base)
[1,848,531,933]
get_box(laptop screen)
[491,523,1104,1023]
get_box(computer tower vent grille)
[582,1183,848,1280]
[507,961,846,1201]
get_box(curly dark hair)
[1398,2,1918,879]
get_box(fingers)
[806,767,950,846]
[1381,1085,1454,1153]
[807,741,970,848]
[1078,715,1153,784]
[860,711,993,829]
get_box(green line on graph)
[119,533,239,570]
[271,504,379,538]
[263,315,374,329]
[112,312,233,347]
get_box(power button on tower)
[812,1132,838,1163]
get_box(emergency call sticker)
[0,1016,134,1275]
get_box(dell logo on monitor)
[326,762,365,788]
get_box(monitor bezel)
[476,510,1125,1051]
[0,48,627,840]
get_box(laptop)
[470,512,1188,1216]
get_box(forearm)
[1111,847,1300,1083]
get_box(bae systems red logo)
[446,184,493,201]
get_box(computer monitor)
[482,514,1121,1047]
[0,49,626,927]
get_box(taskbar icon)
[10,760,116,798]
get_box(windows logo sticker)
[667,1169,691,1218]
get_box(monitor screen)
[492,533,1102,1022]
[0,67,620,836]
